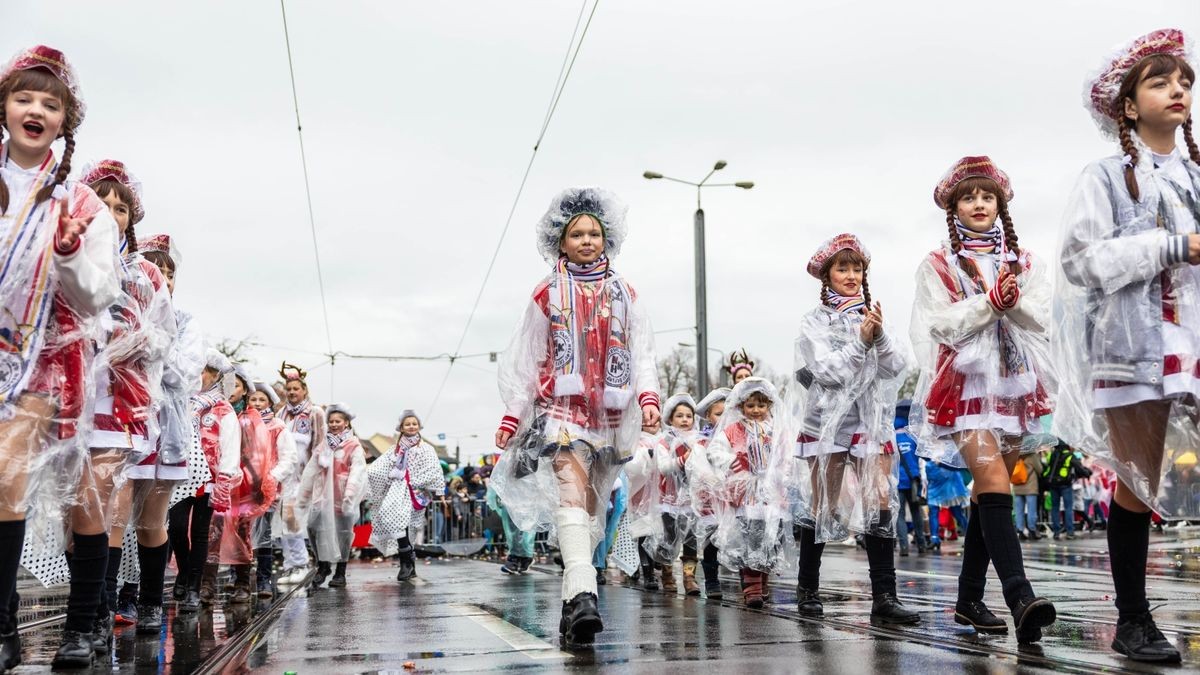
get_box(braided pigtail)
[1184,116,1200,165]
[861,270,872,309]
[34,132,74,205]
[998,202,1023,276]
[819,279,829,306]
[0,126,7,214]
[124,219,138,255]
[945,205,974,276]
[1118,116,1141,202]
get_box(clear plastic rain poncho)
[367,432,445,556]
[687,378,793,572]
[298,418,367,562]
[490,192,658,545]
[207,407,276,564]
[909,242,1055,470]
[644,394,698,563]
[276,392,325,539]
[7,173,121,580]
[1053,136,1200,519]
[792,304,909,543]
[621,427,664,543]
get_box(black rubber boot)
[396,538,417,582]
[328,563,348,588]
[136,604,164,636]
[796,525,824,593]
[559,592,603,649]
[0,521,24,672]
[90,610,113,655]
[179,573,201,614]
[0,626,19,672]
[255,548,275,598]
[796,587,823,617]
[311,561,332,588]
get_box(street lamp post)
[645,162,754,396]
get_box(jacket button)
[1150,376,1159,383]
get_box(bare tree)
[658,345,697,397]
[897,371,919,400]
[213,336,255,364]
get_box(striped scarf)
[745,419,772,474]
[0,148,64,409]
[258,407,274,424]
[822,287,865,314]
[547,254,633,409]
[954,217,1017,262]
[326,428,352,451]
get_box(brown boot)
[229,565,252,605]
[682,561,701,596]
[198,564,219,606]
[660,563,677,594]
[740,568,764,609]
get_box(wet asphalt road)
[13,528,1200,673]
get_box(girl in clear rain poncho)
[275,362,325,584]
[791,233,918,625]
[691,388,729,598]
[247,380,296,598]
[75,160,177,653]
[202,367,276,605]
[367,409,445,582]
[298,403,366,589]
[621,420,664,590]
[0,45,121,672]
[647,393,700,595]
[491,187,660,650]
[909,156,1057,644]
[1054,28,1199,664]
[687,377,792,609]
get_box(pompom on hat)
[1085,28,1193,140]
[79,160,145,224]
[536,186,629,264]
[137,234,183,275]
[933,156,1013,210]
[806,233,871,279]
[0,45,86,132]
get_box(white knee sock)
[556,507,595,601]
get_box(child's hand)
[1188,233,1200,265]
[55,206,94,253]
[642,404,661,428]
[495,429,512,449]
[859,312,877,345]
[867,302,884,341]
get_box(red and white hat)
[137,233,182,273]
[806,233,871,279]
[81,160,145,224]
[1085,28,1193,140]
[933,156,1013,210]
[0,45,86,131]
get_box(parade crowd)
[0,24,1196,673]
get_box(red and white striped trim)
[497,415,519,435]
[638,392,660,410]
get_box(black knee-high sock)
[957,502,990,603]
[976,493,1033,612]
[864,510,896,597]
[1107,500,1151,621]
[66,533,108,633]
[137,542,170,607]
[101,546,122,617]
[796,525,825,590]
[0,520,25,632]
[167,499,192,576]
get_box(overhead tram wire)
[279,0,337,399]
[425,0,602,419]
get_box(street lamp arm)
[655,175,699,187]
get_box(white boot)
[556,507,596,601]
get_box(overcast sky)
[5,1,1198,461]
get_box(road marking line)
[451,604,567,661]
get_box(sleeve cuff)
[638,391,660,410]
[872,332,892,350]
[497,415,519,435]
[54,235,82,257]
[1162,234,1189,266]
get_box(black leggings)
[168,494,213,579]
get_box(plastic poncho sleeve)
[162,312,204,392]
[411,444,446,494]
[270,426,299,484]
[796,312,869,389]
[342,443,368,511]
[497,299,549,423]
[216,410,241,475]
[1060,168,1173,295]
[1006,255,1052,335]
[630,297,660,405]
[54,184,121,317]
[655,435,684,476]
[912,256,998,353]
